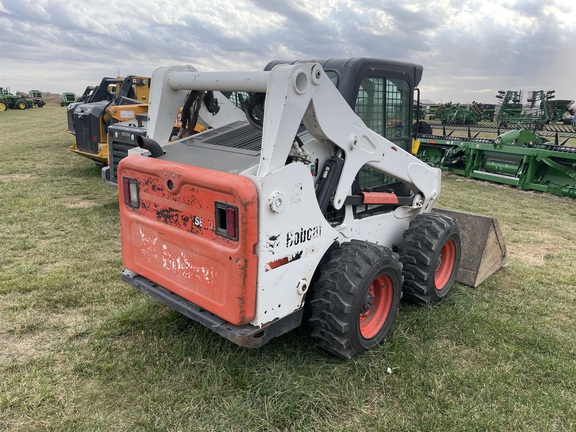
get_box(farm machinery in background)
[414,89,576,198]
[429,91,566,128]
[27,90,46,107]
[414,128,576,199]
[76,86,95,103]
[432,101,486,124]
[547,99,575,124]
[425,89,575,136]
[67,74,208,173]
[67,76,151,165]
[0,87,36,111]
[61,92,77,106]
[495,89,558,130]
[64,87,95,130]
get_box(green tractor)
[0,87,36,111]
[28,89,46,107]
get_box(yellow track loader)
[69,76,150,165]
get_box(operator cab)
[265,58,423,223]
[265,58,422,152]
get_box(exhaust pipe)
[137,136,164,158]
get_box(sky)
[1,0,575,104]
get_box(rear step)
[122,269,303,348]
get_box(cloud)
[0,0,575,103]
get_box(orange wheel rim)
[435,239,456,289]
[359,275,393,339]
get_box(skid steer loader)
[118,58,505,359]
[69,76,150,165]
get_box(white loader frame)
[141,62,441,327]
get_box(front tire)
[309,240,402,359]
[398,213,461,307]
[16,100,26,110]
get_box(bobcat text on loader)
[118,58,497,359]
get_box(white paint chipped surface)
[161,244,215,285]
[138,227,216,286]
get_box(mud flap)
[433,208,507,287]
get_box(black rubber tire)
[308,240,402,359]
[398,213,461,307]
[416,121,433,135]
[16,100,26,110]
[0,101,7,111]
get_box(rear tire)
[309,240,402,359]
[0,101,7,111]
[398,213,461,307]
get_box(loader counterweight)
[118,155,259,326]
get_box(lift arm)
[146,62,441,210]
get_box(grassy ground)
[1,105,575,431]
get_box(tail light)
[215,202,238,240]
[122,177,140,208]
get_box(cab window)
[354,76,410,142]
[354,76,412,191]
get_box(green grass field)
[1,105,575,431]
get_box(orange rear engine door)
[118,156,259,326]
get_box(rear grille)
[185,121,262,152]
[185,121,307,152]
[110,141,136,183]
[75,118,94,152]
[108,124,146,184]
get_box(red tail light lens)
[122,177,140,208]
[215,202,238,241]
[226,207,237,239]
